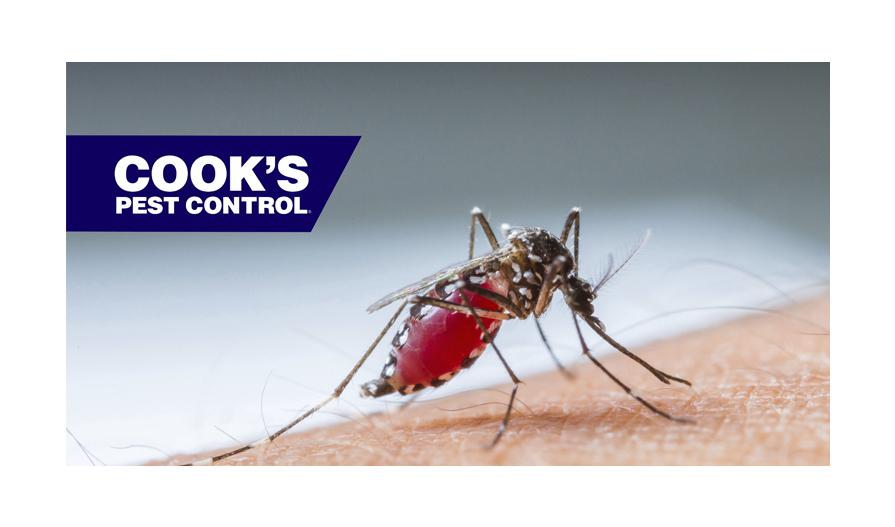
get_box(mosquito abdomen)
[362,276,509,397]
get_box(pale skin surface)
[167,295,829,465]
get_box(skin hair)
[163,294,829,466]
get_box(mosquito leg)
[469,206,500,260]
[421,287,545,397]
[559,207,581,272]
[572,313,692,423]
[490,384,519,448]
[458,283,526,319]
[582,315,692,386]
[183,300,409,466]
[533,261,560,316]
[455,283,572,379]
[533,317,575,379]
[411,295,512,320]
[458,291,522,448]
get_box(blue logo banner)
[66,135,360,232]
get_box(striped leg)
[469,206,500,259]
[533,317,575,379]
[458,291,522,448]
[410,295,512,320]
[183,301,409,465]
[559,207,581,272]
[461,282,573,379]
[572,312,692,423]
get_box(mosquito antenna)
[595,229,651,291]
[572,314,692,423]
[594,252,614,291]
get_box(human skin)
[169,295,829,465]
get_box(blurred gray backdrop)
[68,63,828,241]
[67,63,828,465]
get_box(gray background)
[67,63,829,465]
[68,63,828,242]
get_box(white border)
[5,0,875,525]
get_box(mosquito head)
[562,275,596,316]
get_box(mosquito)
[184,207,692,465]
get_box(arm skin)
[168,295,829,465]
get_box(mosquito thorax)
[506,228,572,267]
[502,227,576,317]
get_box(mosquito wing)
[367,246,513,313]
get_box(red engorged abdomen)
[395,278,507,387]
